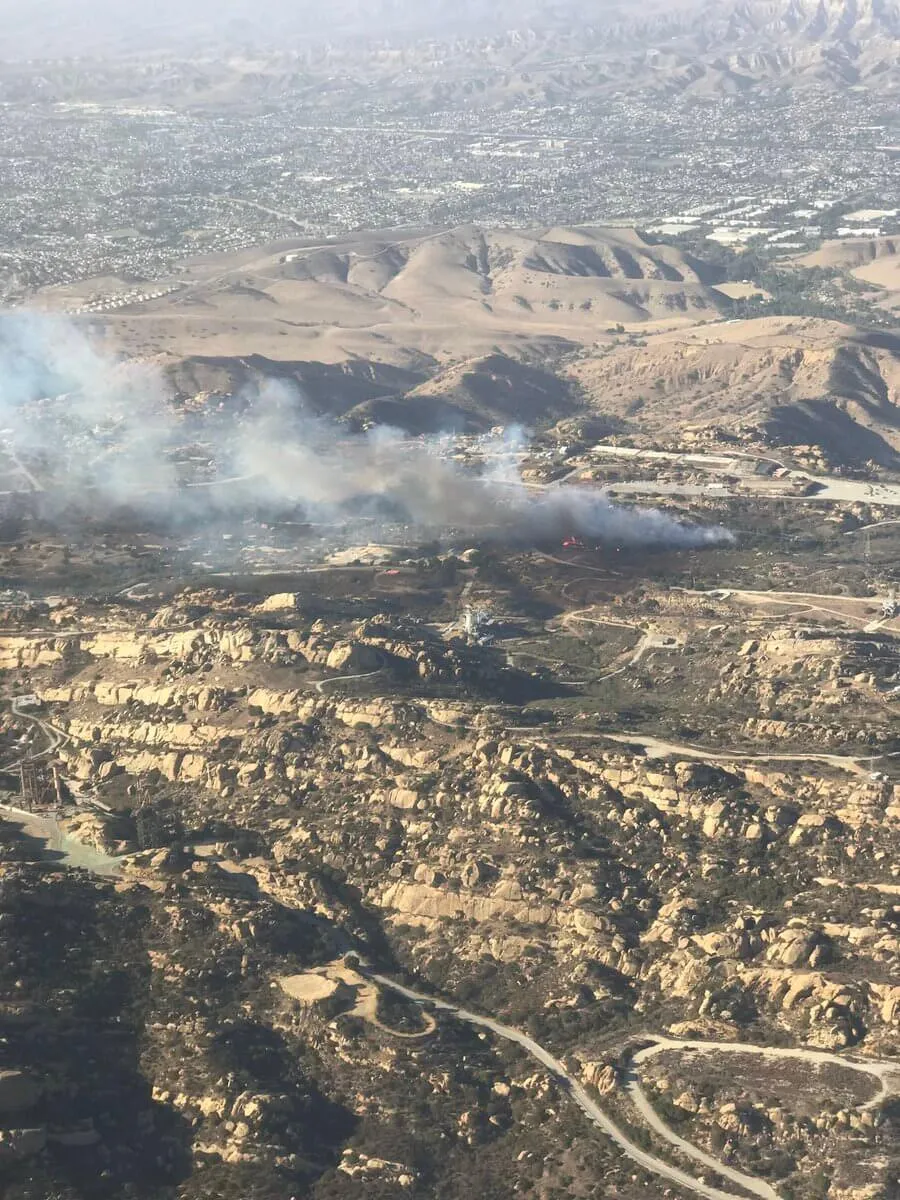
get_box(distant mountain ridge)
[523,0,900,95]
[2,0,899,96]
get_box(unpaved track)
[633,1037,900,1109]
[846,519,900,535]
[7,696,69,765]
[534,551,621,575]
[551,608,648,680]
[370,972,762,1200]
[314,670,384,695]
[624,1060,778,1200]
[370,977,900,1200]
[679,586,900,636]
[601,731,877,777]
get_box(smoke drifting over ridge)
[0,312,731,549]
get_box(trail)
[6,445,44,493]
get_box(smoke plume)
[0,312,732,549]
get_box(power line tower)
[19,760,50,812]
[51,763,64,811]
[134,780,163,851]
[134,804,163,851]
[133,779,183,850]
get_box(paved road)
[370,973,761,1200]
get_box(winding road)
[624,1054,778,1200]
[6,696,69,766]
[624,1036,900,1199]
[370,972,768,1200]
[370,973,900,1200]
[630,1037,900,1115]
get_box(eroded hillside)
[1,495,899,1200]
[569,318,900,468]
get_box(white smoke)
[233,382,733,548]
[0,312,177,503]
[0,312,733,550]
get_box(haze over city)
[0,3,899,1200]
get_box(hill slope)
[569,316,900,466]
[98,223,723,371]
[70,228,900,459]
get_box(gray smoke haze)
[0,312,732,550]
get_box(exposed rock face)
[4,573,900,1200]
[254,592,302,613]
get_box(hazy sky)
[0,0,650,60]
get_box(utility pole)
[51,763,64,811]
[19,760,48,812]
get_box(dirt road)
[601,731,876,777]
[7,696,69,765]
[623,1036,899,1199]
[370,972,764,1200]
[314,670,384,695]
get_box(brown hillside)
[569,317,900,466]
[99,224,722,376]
